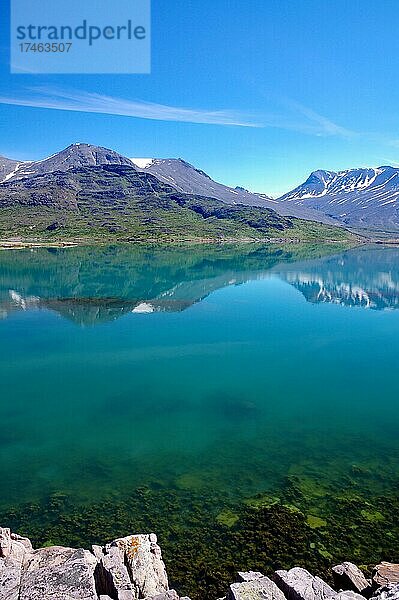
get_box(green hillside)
[0,165,356,244]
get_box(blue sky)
[1,0,399,197]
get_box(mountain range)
[278,166,399,232]
[4,141,399,237]
[0,143,353,244]
[0,144,332,223]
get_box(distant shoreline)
[0,236,362,250]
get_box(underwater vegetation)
[2,243,399,599]
[2,471,399,600]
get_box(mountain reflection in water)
[0,244,398,325]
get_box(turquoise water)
[1,243,399,596]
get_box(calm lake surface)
[1,243,399,597]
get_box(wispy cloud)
[0,87,367,142]
[281,98,357,139]
[0,87,261,128]
[376,157,399,167]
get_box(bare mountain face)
[130,157,337,222]
[0,155,20,182]
[131,157,274,207]
[0,143,134,183]
[278,166,399,232]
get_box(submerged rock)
[332,562,371,596]
[272,567,336,600]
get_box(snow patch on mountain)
[278,165,399,231]
[130,158,155,169]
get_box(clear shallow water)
[1,243,399,596]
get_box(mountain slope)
[131,157,274,207]
[0,143,134,183]
[278,166,399,231]
[131,157,338,223]
[0,164,355,243]
[0,143,338,223]
[0,155,20,182]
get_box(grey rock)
[0,528,173,600]
[10,533,33,554]
[332,563,371,596]
[146,591,179,600]
[371,583,399,600]
[19,545,98,600]
[335,592,366,600]
[0,556,22,600]
[0,528,31,600]
[132,158,274,208]
[273,567,336,600]
[118,533,169,599]
[373,565,399,590]
[229,576,286,600]
[93,542,134,600]
[94,533,168,600]
[0,527,31,560]
[238,572,267,582]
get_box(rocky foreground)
[1,527,399,600]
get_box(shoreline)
[1,526,397,600]
[0,236,363,250]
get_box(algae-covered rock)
[216,510,239,528]
[307,516,327,529]
[244,495,280,509]
[361,510,385,523]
